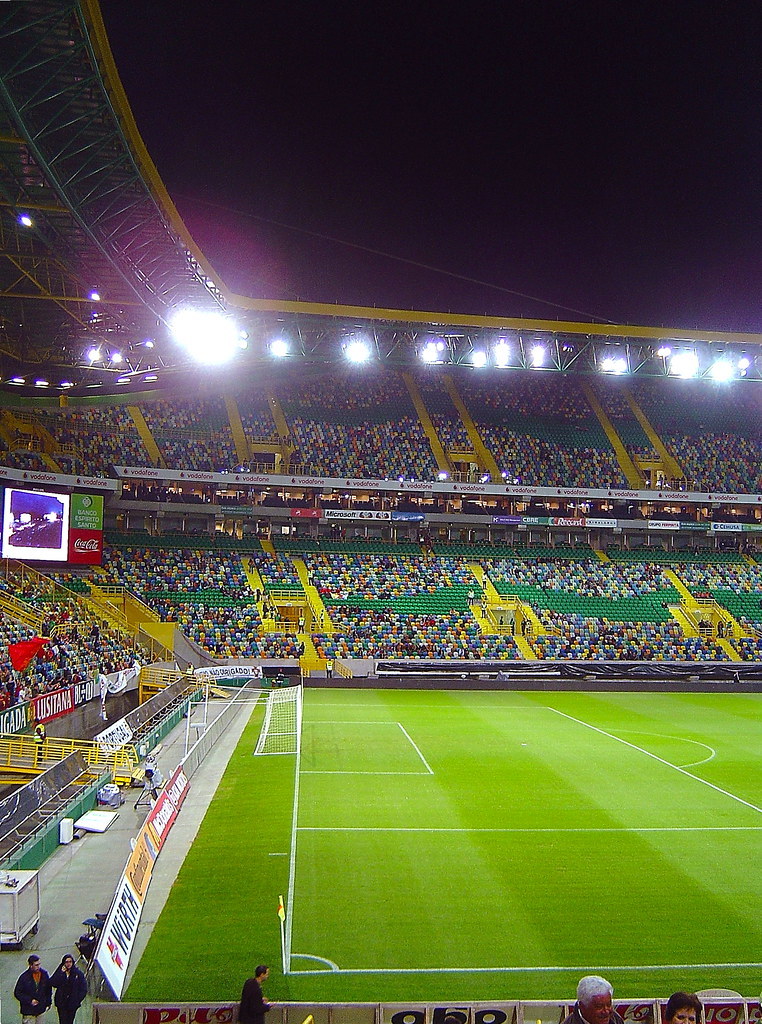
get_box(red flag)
[8,637,48,673]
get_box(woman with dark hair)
[665,993,702,1024]
[50,954,88,1024]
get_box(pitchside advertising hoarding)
[91,1001,762,1024]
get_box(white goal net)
[254,684,302,755]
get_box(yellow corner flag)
[277,895,286,922]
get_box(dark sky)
[101,3,762,332]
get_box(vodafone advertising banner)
[68,493,104,564]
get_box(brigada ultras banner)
[68,492,104,564]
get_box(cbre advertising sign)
[68,493,104,564]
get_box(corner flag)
[277,895,285,922]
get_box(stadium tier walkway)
[0,698,255,1016]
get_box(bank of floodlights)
[493,340,511,367]
[600,355,628,374]
[420,339,446,363]
[471,349,488,368]
[344,338,371,363]
[269,338,289,358]
[169,309,244,365]
[669,350,699,378]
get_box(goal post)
[254,684,302,755]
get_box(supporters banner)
[391,511,426,522]
[68,493,104,564]
[99,661,141,695]
[33,686,75,724]
[194,664,263,682]
[290,508,321,518]
[95,718,134,752]
[0,701,32,735]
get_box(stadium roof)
[0,1,761,396]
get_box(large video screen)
[2,488,70,562]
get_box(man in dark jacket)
[238,965,273,1024]
[50,954,88,1024]
[14,954,52,1024]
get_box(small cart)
[0,870,40,949]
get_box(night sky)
[101,3,762,332]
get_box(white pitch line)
[297,825,762,833]
[288,960,762,976]
[616,730,717,768]
[284,723,302,971]
[397,722,434,774]
[550,707,762,816]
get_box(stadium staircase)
[291,558,334,634]
[593,548,610,562]
[622,389,684,480]
[468,564,537,658]
[242,557,266,595]
[443,375,501,480]
[127,405,165,467]
[0,592,43,632]
[401,372,452,476]
[259,539,276,555]
[224,397,250,465]
[0,734,138,787]
[266,392,291,439]
[581,381,643,487]
[0,410,81,472]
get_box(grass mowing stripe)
[288,960,762,975]
[296,825,762,832]
[551,707,762,814]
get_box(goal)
[253,684,302,755]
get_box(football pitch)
[126,688,762,1004]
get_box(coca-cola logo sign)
[74,538,100,551]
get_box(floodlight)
[17,213,33,227]
[494,341,511,367]
[116,376,131,385]
[144,339,155,349]
[437,471,449,481]
[709,359,734,382]
[657,346,671,358]
[669,350,699,378]
[601,356,627,374]
[111,352,123,363]
[170,309,241,365]
[420,341,439,363]
[35,379,49,387]
[59,381,74,389]
[9,377,25,385]
[530,345,546,366]
[738,356,750,370]
[144,374,158,382]
[87,347,100,363]
[345,339,371,363]
[472,350,487,368]
[89,290,101,302]
[270,338,289,358]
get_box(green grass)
[125,689,762,1004]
